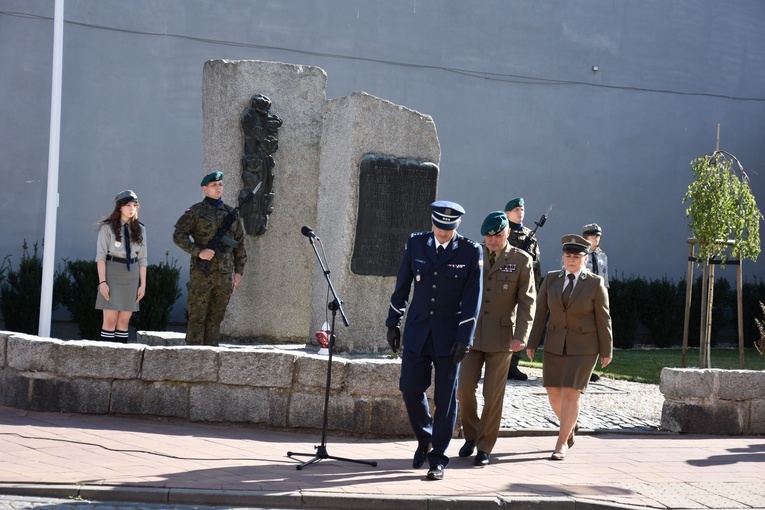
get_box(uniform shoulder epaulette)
[510,245,533,260]
[585,271,603,282]
[410,231,429,238]
[462,237,481,248]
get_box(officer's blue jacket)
[387,231,483,357]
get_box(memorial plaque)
[351,154,438,276]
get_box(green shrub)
[638,276,683,348]
[53,253,182,337]
[131,253,182,331]
[742,276,765,347]
[686,275,734,347]
[57,259,101,339]
[755,301,765,356]
[607,273,763,349]
[608,273,643,349]
[0,241,62,334]
[0,254,9,286]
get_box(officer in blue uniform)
[386,200,483,481]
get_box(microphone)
[301,226,318,239]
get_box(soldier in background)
[173,171,247,346]
[583,223,609,289]
[583,222,609,382]
[504,197,541,380]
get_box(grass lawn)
[522,347,765,385]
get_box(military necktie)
[489,251,496,267]
[124,223,132,272]
[591,252,599,275]
[562,273,575,308]
[437,245,444,258]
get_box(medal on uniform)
[114,241,121,248]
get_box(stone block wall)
[0,331,412,437]
[660,368,765,435]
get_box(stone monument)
[312,92,440,352]
[202,61,440,352]
[202,59,327,343]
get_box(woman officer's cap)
[561,234,590,255]
[115,190,138,206]
[582,223,602,236]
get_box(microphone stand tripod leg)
[286,298,377,470]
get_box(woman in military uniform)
[95,190,148,343]
[526,234,612,461]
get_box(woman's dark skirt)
[542,349,598,393]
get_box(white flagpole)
[38,0,65,337]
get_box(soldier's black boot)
[507,352,528,381]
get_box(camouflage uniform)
[508,225,542,289]
[507,224,541,380]
[173,197,247,346]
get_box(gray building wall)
[1,0,764,325]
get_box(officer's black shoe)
[426,464,445,480]
[458,440,475,458]
[590,373,600,382]
[474,451,490,466]
[508,365,529,381]
[412,445,430,469]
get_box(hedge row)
[609,273,765,349]
[1,242,764,349]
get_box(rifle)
[198,183,259,274]
[519,205,552,259]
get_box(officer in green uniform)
[173,171,247,346]
[504,197,542,380]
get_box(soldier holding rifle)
[504,197,546,380]
[173,171,247,346]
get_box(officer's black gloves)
[387,326,401,353]
[450,342,470,364]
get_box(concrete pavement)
[0,374,764,509]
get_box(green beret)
[480,211,508,236]
[115,190,138,205]
[200,171,223,186]
[504,197,524,211]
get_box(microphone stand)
[287,232,378,470]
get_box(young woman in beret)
[95,190,148,342]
